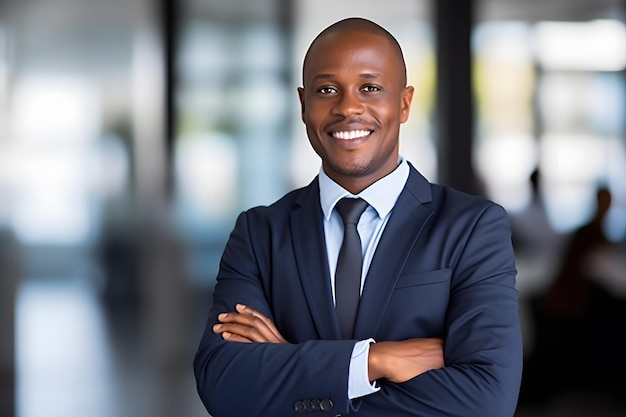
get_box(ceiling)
[479,0,624,22]
[0,0,624,78]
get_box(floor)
[15,276,208,417]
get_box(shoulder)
[240,178,319,223]
[405,162,503,213]
[433,183,503,210]
[403,162,507,223]
[425,183,509,230]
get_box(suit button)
[303,399,312,411]
[294,401,305,413]
[311,399,321,411]
[320,399,333,411]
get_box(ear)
[399,86,414,124]
[297,87,306,122]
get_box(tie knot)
[335,198,369,226]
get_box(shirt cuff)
[348,338,380,399]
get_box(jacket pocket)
[394,268,452,289]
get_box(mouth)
[330,130,372,140]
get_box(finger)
[221,331,253,343]
[236,305,288,343]
[214,317,283,343]
[218,312,262,329]
[235,304,275,327]
[214,322,269,343]
[236,304,269,322]
[217,307,288,343]
[228,306,287,343]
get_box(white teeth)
[332,130,371,140]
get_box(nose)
[332,90,364,117]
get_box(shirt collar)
[319,157,409,220]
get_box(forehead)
[303,31,403,81]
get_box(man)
[194,17,522,417]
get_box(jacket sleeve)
[356,203,523,417]
[193,211,358,417]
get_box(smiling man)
[298,22,413,195]
[194,17,523,417]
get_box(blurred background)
[0,0,625,416]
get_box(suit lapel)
[353,166,434,339]
[291,179,341,340]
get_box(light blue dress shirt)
[318,157,410,399]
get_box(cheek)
[304,110,330,135]
[373,105,398,125]
[302,102,322,123]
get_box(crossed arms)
[214,303,444,384]
[193,200,523,417]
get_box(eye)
[318,86,338,95]
[361,85,381,93]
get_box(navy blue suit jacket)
[194,164,523,416]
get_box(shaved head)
[303,17,408,86]
[297,17,415,193]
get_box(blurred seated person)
[520,185,626,406]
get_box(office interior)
[0,0,625,416]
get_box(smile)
[331,130,372,140]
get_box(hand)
[213,304,288,344]
[368,338,444,383]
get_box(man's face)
[298,31,414,193]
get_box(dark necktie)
[334,197,369,339]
